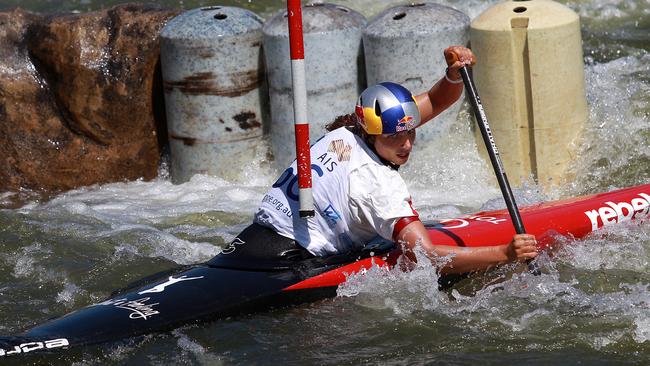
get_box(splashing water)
[335,220,649,358]
[566,54,650,195]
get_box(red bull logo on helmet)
[395,115,416,132]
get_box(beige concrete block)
[470,0,588,188]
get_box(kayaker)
[223,45,539,274]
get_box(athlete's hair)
[325,113,373,144]
[325,113,357,132]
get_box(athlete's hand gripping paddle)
[446,51,541,276]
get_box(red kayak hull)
[285,184,650,290]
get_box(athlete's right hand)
[443,45,476,80]
[505,234,539,263]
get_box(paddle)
[445,53,541,276]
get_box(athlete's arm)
[414,45,476,126]
[394,219,538,274]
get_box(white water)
[1,1,649,364]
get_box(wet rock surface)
[0,4,180,194]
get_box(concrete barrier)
[263,3,366,168]
[363,2,470,142]
[160,6,266,183]
[470,0,588,188]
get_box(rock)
[0,4,180,194]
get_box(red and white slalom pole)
[287,0,314,218]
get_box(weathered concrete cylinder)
[160,6,266,183]
[363,3,470,142]
[263,3,366,168]
[471,0,588,188]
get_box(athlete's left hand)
[444,46,476,81]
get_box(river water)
[0,0,649,365]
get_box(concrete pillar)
[160,6,267,183]
[263,3,366,168]
[470,0,589,188]
[363,3,470,142]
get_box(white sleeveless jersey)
[254,127,417,256]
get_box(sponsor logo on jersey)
[138,275,204,294]
[0,338,69,357]
[327,139,352,162]
[584,193,650,231]
[323,204,342,226]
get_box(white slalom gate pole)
[287,0,314,218]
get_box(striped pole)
[287,0,314,218]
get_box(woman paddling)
[220,46,539,274]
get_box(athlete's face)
[373,129,416,166]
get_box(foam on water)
[337,217,650,349]
[21,174,267,223]
[9,243,41,279]
[0,192,16,206]
[564,54,650,195]
[105,229,220,265]
[566,0,650,22]
[11,174,272,267]
[557,222,649,271]
[337,248,455,315]
[6,242,61,283]
[55,282,86,308]
[173,330,225,365]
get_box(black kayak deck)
[0,238,399,357]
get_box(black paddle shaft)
[458,66,541,275]
[459,67,525,233]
